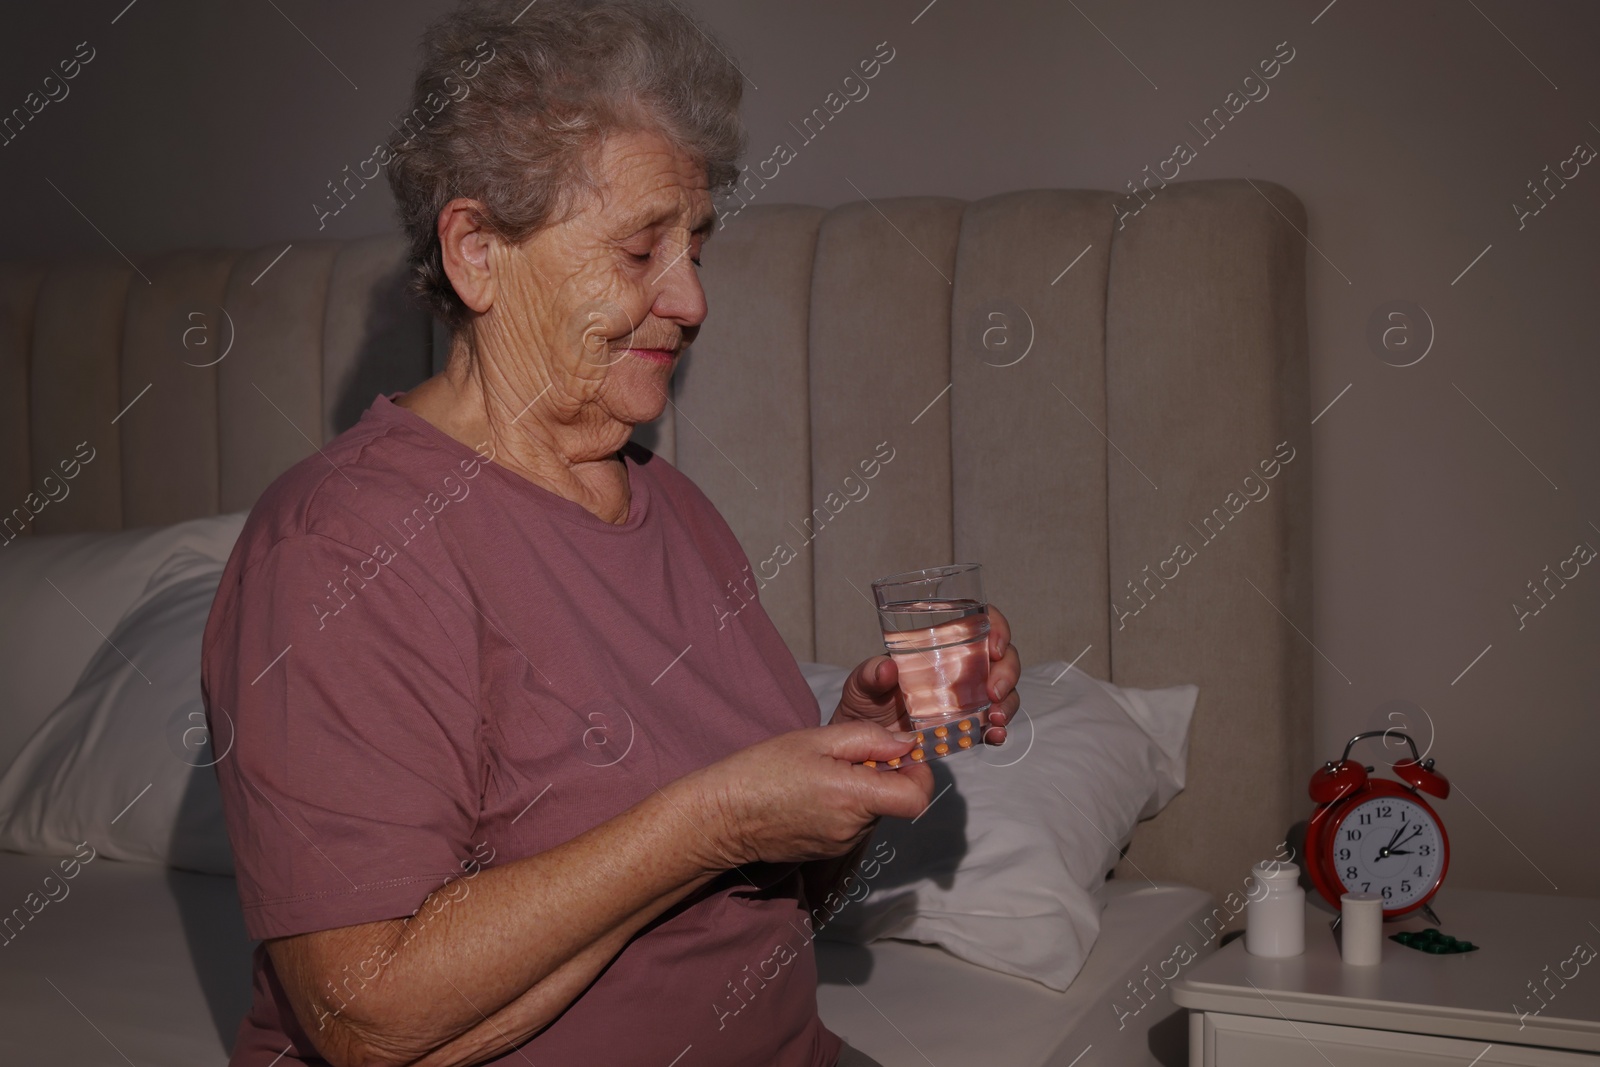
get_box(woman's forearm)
[274,779,731,1067]
[410,888,703,1067]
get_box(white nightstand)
[1171,888,1600,1066]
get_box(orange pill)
[912,731,925,743]
[958,736,973,749]
[911,748,925,761]
[935,742,950,756]
[863,760,877,768]
[934,725,949,738]
[958,719,972,732]
[887,757,901,768]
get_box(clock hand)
[1386,828,1426,857]
[1377,815,1415,860]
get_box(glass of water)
[869,564,991,766]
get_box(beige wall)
[3,1,1596,898]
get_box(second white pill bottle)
[1245,861,1305,957]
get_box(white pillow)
[0,512,246,770]
[0,547,235,874]
[802,660,1196,991]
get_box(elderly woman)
[201,2,1020,1065]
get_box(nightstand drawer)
[1194,1012,1600,1066]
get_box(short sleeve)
[202,533,480,940]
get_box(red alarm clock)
[1303,730,1450,919]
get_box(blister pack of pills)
[860,717,985,769]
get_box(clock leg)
[1421,902,1441,927]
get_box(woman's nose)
[650,247,708,328]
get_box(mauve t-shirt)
[201,393,841,1067]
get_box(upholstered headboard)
[0,178,1312,902]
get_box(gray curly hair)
[385,0,746,328]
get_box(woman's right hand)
[683,721,935,869]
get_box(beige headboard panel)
[0,237,432,532]
[0,179,1312,901]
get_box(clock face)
[1330,794,1445,910]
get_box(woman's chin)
[604,387,673,433]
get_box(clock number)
[1337,848,1352,861]
[1377,805,1393,818]
[1419,845,1431,855]
[1415,866,1424,876]
[1360,882,1370,892]
[1358,813,1372,825]
[1345,829,1362,840]
[1345,866,1358,879]
[1401,880,1412,894]
[1381,885,1393,900]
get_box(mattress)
[816,881,1216,1067]
[0,850,252,1065]
[0,850,1211,1065]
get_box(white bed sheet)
[0,850,1211,1066]
[817,881,1216,1067]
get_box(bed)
[0,181,1312,1064]
[0,844,1211,1066]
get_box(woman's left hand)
[830,605,1022,746]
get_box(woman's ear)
[437,198,497,315]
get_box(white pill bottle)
[1245,861,1305,957]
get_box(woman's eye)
[629,250,651,263]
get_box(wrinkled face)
[491,128,713,429]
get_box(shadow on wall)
[330,248,436,437]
